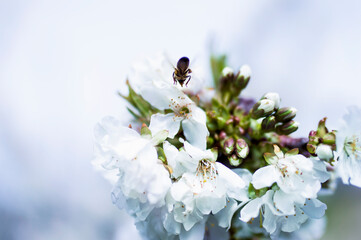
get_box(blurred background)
[1,0,361,239]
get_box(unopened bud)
[219,131,227,140]
[261,116,276,132]
[276,120,299,135]
[216,116,226,129]
[222,67,234,77]
[229,154,242,167]
[275,107,297,123]
[307,143,317,155]
[251,99,275,119]
[235,139,249,158]
[316,144,334,161]
[236,65,251,89]
[262,92,280,109]
[239,65,251,79]
[223,137,235,155]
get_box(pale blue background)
[1,0,361,239]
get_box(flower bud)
[223,137,235,155]
[229,154,242,167]
[315,144,334,161]
[216,116,226,129]
[219,131,227,140]
[307,143,317,155]
[261,116,276,132]
[235,138,249,158]
[251,99,275,119]
[262,92,280,109]
[239,65,251,79]
[235,65,251,90]
[275,107,297,123]
[276,120,299,135]
[222,66,234,77]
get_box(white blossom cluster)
[93,53,361,239]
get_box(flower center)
[276,159,302,178]
[195,159,218,187]
[170,97,193,119]
[345,135,361,159]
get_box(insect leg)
[185,76,191,86]
[173,72,177,85]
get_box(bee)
[173,57,192,87]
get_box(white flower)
[251,145,328,215]
[240,190,327,236]
[127,53,209,149]
[336,106,361,187]
[93,116,171,220]
[149,90,209,149]
[165,141,248,232]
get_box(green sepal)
[156,146,167,164]
[264,152,278,165]
[285,148,299,157]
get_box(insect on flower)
[173,57,192,87]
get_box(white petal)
[196,194,226,215]
[170,179,192,202]
[149,113,181,138]
[180,221,206,240]
[280,206,308,233]
[252,165,280,189]
[216,163,247,201]
[301,199,327,219]
[214,198,240,229]
[273,190,296,215]
[263,205,279,234]
[311,157,331,183]
[140,84,183,110]
[182,118,209,150]
[183,141,211,160]
[240,198,262,222]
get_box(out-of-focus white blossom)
[93,116,171,221]
[336,106,361,187]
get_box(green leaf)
[210,54,227,89]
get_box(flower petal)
[214,198,240,229]
[240,198,262,222]
[182,118,208,150]
[149,113,181,138]
[216,163,247,201]
[252,165,280,189]
[301,198,327,219]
